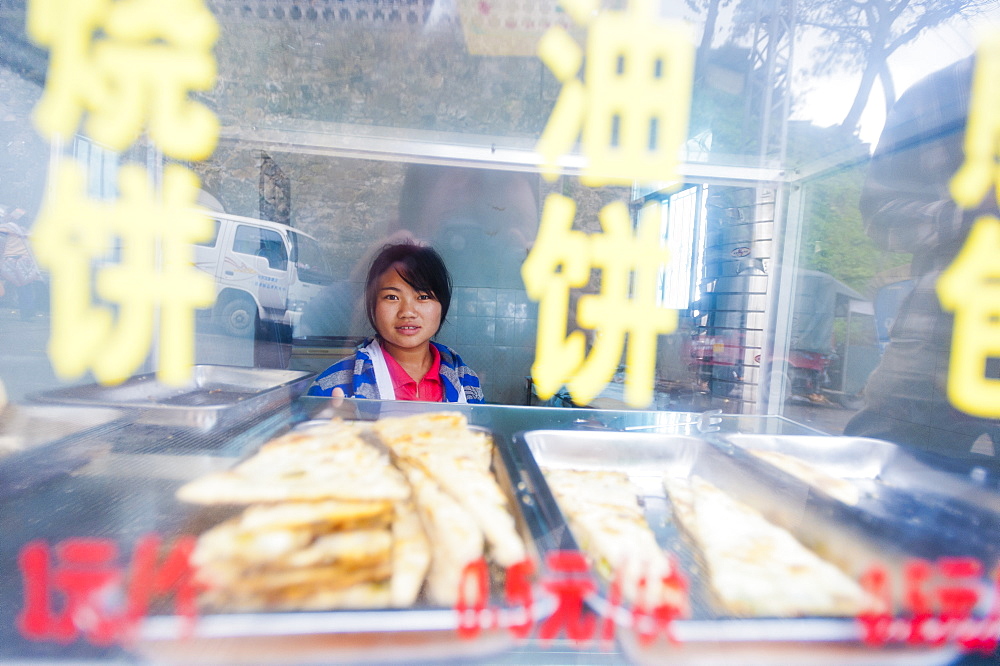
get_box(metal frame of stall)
[58,119,868,420]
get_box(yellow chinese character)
[27,0,219,161]
[32,162,215,385]
[936,216,1000,418]
[523,197,676,407]
[522,193,591,400]
[950,32,1000,209]
[536,0,694,186]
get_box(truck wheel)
[219,296,258,338]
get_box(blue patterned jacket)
[307,338,484,403]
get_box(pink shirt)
[381,343,444,402]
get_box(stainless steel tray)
[29,365,314,431]
[0,404,121,496]
[510,429,970,665]
[135,421,554,664]
[717,434,1000,565]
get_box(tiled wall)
[436,287,537,405]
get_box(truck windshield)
[290,232,334,285]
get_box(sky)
[791,8,1000,146]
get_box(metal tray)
[29,365,314,431]
[135,421,554,664]
[0,404,122,497]
[510,429,970,665]
[717,434,1000,565]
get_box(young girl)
[307,242,484,403]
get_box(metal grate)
[207,0,455,27]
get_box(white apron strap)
[361,339,396,401]
[366,340,467,404]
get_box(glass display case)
[1,0,1000,661]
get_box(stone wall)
[0,0,632,404]
[189,2,629,404]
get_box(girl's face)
[373,266,442,356]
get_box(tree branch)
[877,57,896,111]
[885,4,961,53]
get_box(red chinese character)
[504,559,536,639]
[904,557,984,648]
[122,534,199,643]
[904,559,935,645]
[963,566,1000,654]
[936,557,981,620]
[456,558,491,639]
[858,564,893,646]
[537,551,597,644]
[935,557,986,653]
[630,561,688,646]
[17,535,199,646]
[17,539,123,645]
[599,574,623,646]
[859,558,998,651]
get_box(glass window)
[232,225,287,271]
[194,218,221,248]
[4,1,1000,662]
[72,136,118,200]
[289,231,333,286]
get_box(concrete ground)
[782,397,857,435]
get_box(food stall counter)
[1,395,996,664]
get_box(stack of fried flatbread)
[372,412,527,605]
[176,412,525,611]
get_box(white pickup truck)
[193,212,333,338]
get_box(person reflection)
[301,165,539,336]
[395,165,539,289]
[843,55,1000,475]
[300,164,539,404]
[306,242,484,403]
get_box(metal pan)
[511,429,965,665]
[135,423,553,664]
[29,365,314,431]
[716,434,1000,565]
[0,404,121,497]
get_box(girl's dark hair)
[364,243,452,334]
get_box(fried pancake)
[371,413,525,567]
[372,412,492,470]
[235,557,392,593]
[401,462,484,606]
[203,581,393,612]
[238,498,394,532]
[176,424,409,504]
[195,511,391,582]
[664,474,870,617]
[185,412,528,612]
[544,468,678,607]
[390,499,431,607]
